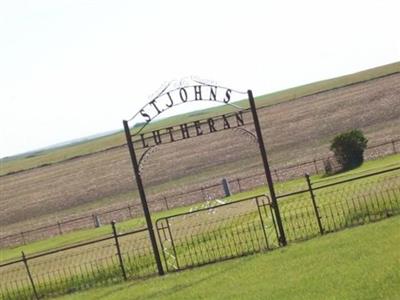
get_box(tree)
[330,129,368,170]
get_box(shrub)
[330,129,368,170]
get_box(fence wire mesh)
[315,171,400,232]
[156,196,279,271]
[0,228,156,300]
[277,167,400,242]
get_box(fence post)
[248,90,286,246]
[305,174,324,235]
[111,221,127,280]
[237,178,242,192]
[21,232,26,245]
[163,196,170,210]
[392,139,397,154]
[201,187,207,200]
[127,205,133,217]
[21,251,39,300]
[274,169,279,182]
[57,222,63,235]
[313,159,319,174]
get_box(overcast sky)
[1,0,399,158]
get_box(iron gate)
[155,195,279,272]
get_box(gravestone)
[222,178,231,197]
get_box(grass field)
[56,214,400,300]
[1,153,398,262]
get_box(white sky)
[1,0,399,158]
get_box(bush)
[330,129,368,170]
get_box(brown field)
[1,72,399,238]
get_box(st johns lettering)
[138,85,233,125]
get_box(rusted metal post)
[22,251,39,300]
[313,159,319,174]
[21,232,26,245]
[163,196,169,210]
[237,178,242,192]
[200,187,206,199]
[123,120,164,276]
[127,205,133,217]
[305,174,324,235]
[248,90,287,246]
[111,221,127,280]
[57,221,63,235]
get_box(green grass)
[1,154,398,262]
[1,62,398,176]
[57,214,400,300]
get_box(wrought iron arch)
[126,79,247,136]
[122,80,287,276]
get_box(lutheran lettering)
[138,112,245,149]
[139,85,232,124]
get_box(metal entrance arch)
[122,79,287,275]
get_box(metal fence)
[0,225,157,300]
[277,167,400,242]
[1,138,398,249]
[1,166,399,299]
[156,195,278,272]
[152,166,400,273]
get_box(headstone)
[93,214,102,228]
[222,178,231,197]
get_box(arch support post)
[123,120,164,275]
[247,90,287,246]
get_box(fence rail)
[1,166,400,299]
[153,166,400,273]
[1,138,399,248]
